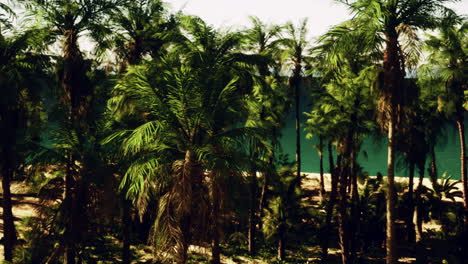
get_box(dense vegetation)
[0,0,466,263]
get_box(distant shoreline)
[301,172,463,202]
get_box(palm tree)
[243,17,284,254]
[110,0,179,72]
[280,19,311,181]
[106,16,262,264]
[26,1,125,263]
[107,63,207,264]
[244,16,282,76]
[104,2,180,260]
[311,20,380,263]
[0,26,49,262]
[423,13,467,227]
[341,1,453,262]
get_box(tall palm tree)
[106,16,261,264]
[0,29,49,262]
[243,16,284,254]
[341,1,453,262]
[423,13,467,227]
[104,2,180,260]
[26,0,125,123]
[26,1,125,263]
[107,62,207,264]
[280,19,311,181]
[311,20,381,262]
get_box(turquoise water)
[279,111,466,180]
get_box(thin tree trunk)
[430,146,438,188]
[349,149,359,262]
[386,117,397,264]
[338,132,353,264]
[248,165,257,254]
[338,131,355,264]
[122,198,131,264]
[338,164,350,264]
[407,162,415,243]
[319,137,325,202]
[258,156,272,232]
[277,225,286,260]
[211,172,221,264]
[414,166,424,243]
[320,142,337,262]
[414,164,425,263]
[456,118,468,228]
[64,152,76,264]
[2,163,17,262]
[295,85,301,180]
[292,63,302,180]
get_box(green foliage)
[263,166,310,243]
[1,2,466,263]
[419,13,467,119]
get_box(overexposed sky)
[168,0,351,38]
[168,0,468,39]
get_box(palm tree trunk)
[211,172,221,264]
[407,162,415,243]
[456,117,468,228]
[382,24,402,264]
[338,131,355,264]
[295,86,301,180]
[338,134,353,264]
[320,142,337,262]
[414,166,424,243]
[319,137,325,202]
[1,108,18,262]
[248,166,257,254]
[430,146,438,187]
[277,224,286,260]
[179,215,191,264]
[178,149,197,264]
[338,165,350,264]
[292,63,302,180]
[64,152,76,264]
[61,25,92,264]
[414,165,426,263]
[258,156,272,232]
[258,164,273,234]
[122,198,131,264]
[2,159,17,262]
[349,149,359,262]
[386,117,397,264]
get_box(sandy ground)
[0,182,39,260]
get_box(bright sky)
[168,0,468,39]
[168,0,351,38]
[4,0,466,52]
